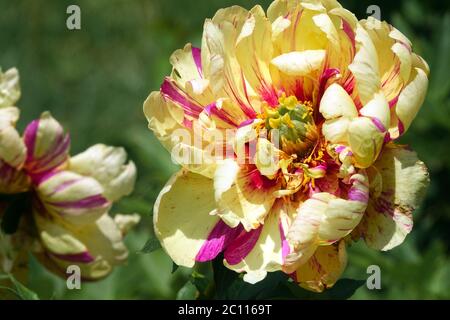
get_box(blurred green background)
[0,0,449,299]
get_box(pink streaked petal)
[342,19,356,52]
[247,166,278,190]
[335,145,346,153]
[224,226,263,265]
[161,78,203,118]
[347,187,369,203]
[259,83,279,107]
[347,176,370,203]
[279,221,290,263]
[23,119,39,159]
[204,103,239,127]
[389,95,399,108]
[371,117,387,133]
[191,47,203,76]
[23,118,70,177]
[238,119,256,128]
[318,68,340,101]
[225,72,257,119]
[195,220,244,262]
[49,194,109,210]
[52,251,95,263]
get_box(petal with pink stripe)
[36,170,110,225]
[23,112,70,178]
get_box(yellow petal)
[154,169,220,268]
[69,144,137,202]
[359,92,390,130]
[357,145,429,251]
[394,67,428,135]
[0,160,30,194]
[0,68,20,108]
[224,199,293,284]
[214,161,280,231]
[285,172,368,273]
[322,117,353,144]
[36,170,111,225]
[34,212,129,280]
[143,91,185,140]
[254,138,281,177]
[271,50,326,76]
[348,117,385,168]
[236,5,274,93]
[320,84,358,144]
[320,83,358,119]
[348,24,380,105]
[23,112,70,175]
[294,240,347,292]
[0,107,26,168]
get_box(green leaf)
[171,262,179,274]
[0,274,39,300]
[212,255,239,299]
[278,278,365,300]
[190,271,209,294]
[212,255,289,300]
[139,235,162,254]
[176,280,198,300]
[212,255,364,300]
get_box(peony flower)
[0,68,139,280]
[144,0,429,292]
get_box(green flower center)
[263,96,318,157]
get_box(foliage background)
[0,0,449,299]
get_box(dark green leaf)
[0,274,39,300]
[278,278,365,300]
[212,255,239,299]
[139,236,162,254]
[212,255,289,300]
[190,271,209,294]
[176,280,198,300]
[172,262,179,274]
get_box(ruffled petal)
[69,144,136,202]
[224,199,294,284]
[235,6,275,101]
[201,6,260,117]
[357,145,429,251]
[214,159,280,231]
[284,172,368,273]
[144,91,217,178]
[271,50,326,76]
[0,107,26,168]
[320,83,358,144]
[114,213,141,235]
[391,68,428,138]
[254,138,281,177]
[293,240,347,292]
[36,170,111,225]
[347,117,385,169]
[0,68,20,108]
[34,211,129,280]
[0,160,30,194]
[143,91,185,140]
[23,112,70,177]
[153,169,221,268]
[348,24,380,105]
